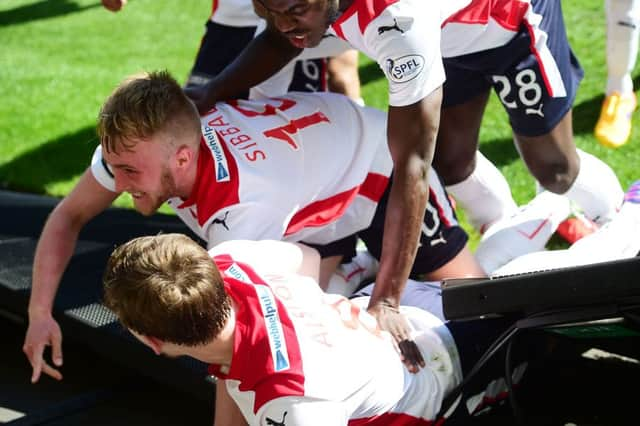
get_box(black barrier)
[0,190,214,404]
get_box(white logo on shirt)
[385,54,425,84]
[224,263,251,283]
[202,125,230,182]
[255,285,291,372]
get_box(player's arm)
[185,27,302,113]
[367,87,442,372]
[24,169,118,383]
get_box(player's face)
[102,138,178,216]
[254,0,342,48]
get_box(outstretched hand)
[368,302,425,373]
[23,312,63,383]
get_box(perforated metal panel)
[65,303,118,328]
[0,238,36,291]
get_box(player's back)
[214,254,462,424]
[268,273,407,416]
[192,92,392,245]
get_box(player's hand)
[23,312,63,383]
[184,83,216,115]
[101,0,127,12]
[368,302,425,374]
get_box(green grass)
[1,0,639,237]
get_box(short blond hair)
[98,70,200,154]
[102,234,230,346]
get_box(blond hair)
[98,70,200,154]
[102,233,230,346]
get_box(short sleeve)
[368,5,445,107]
[257,397,349,426]
[90,145,117,192]
[203,202,290,249]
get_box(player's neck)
[188,303,236,366]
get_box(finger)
[51,330,63,367]
[398,340,425,372]
[392,318,412,342]
[403,340,425,367]
[25,343,45,383]
[41,360,63,381]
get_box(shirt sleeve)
[256,398,349,426]
[203,202,290,249]
[90,145,117,192]
[367,5,445,107]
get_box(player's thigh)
[422,244,486,281]
[488,0,583,140]
[304,235,357,263]
[436,77,490,184]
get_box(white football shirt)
[211,253,463,425]
[91,92,392,248]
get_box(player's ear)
[175,144,194,169]
[129,329,163,355]
[144,336,165,355]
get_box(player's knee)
[432,148,476,185]
[531,161,578,194]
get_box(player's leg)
[185,21,256,99]
[444,150,519,233]
[565,179,640,259]
[304,235,370,296]
[360,170,487,281]
[499,0,623,225]
[596,0,640,147]
[475,190,571,274]
[436,68,518,233]
[492,181,640,275]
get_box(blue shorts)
[442,0,584,137]
[307,174,468,276]
[188,21,326,96]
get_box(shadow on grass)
[359,61,385,86]
[0,0,101,27]
[479,136,520,168]
[0,126,98,194]
[572,74,640,136]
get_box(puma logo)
[378,18,404,35]
[266,411,287,426]
[212,211,230,230]
[525,103,544,117]
[430,231,447,247]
